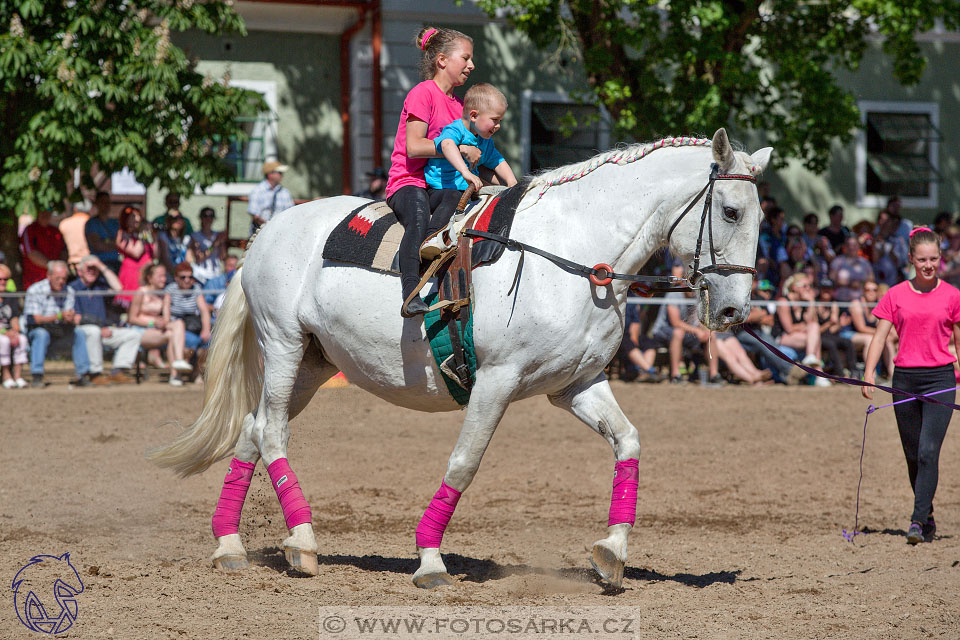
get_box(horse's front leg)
[549,373,641,589]
[413,367,516,589]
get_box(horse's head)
[667,128,772,331]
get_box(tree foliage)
[476,0,960,172]
[0,0,265,218]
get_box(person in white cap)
[248,160,294,235]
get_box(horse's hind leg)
[413,367,516,588]
[549,373,641,589]
[253,334,322,575]
[210,412,259,571]
[210,340,333,572]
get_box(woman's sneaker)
[2,379,15,389]
[169,377,184,387]
[171,359,193,372]
[906,521,924,545]
[922,517,936,542]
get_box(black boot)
[400,278,430,318]
[401,296,430,318]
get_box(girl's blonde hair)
[908,226,939,255]
[783,273,808,295]
[416,26,472,81]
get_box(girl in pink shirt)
[862,227,960,544]
[385,26,480,317]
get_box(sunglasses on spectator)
[863,286,879,292]
[0,276,8,281]
[176,274,194,280]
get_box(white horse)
[148,129,772,589]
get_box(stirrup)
[401,246,459,317]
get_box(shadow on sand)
[250,548,743,590]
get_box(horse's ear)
[711,128,735,171]
[748,147,773,175]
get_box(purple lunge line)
[871,385,960,412]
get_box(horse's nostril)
[721,306,740,321]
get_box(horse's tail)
[146,266,263,477]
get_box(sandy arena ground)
[1,375,959,639]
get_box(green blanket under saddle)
[423,292,476,406]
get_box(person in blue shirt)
[420,83,518,259]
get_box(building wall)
[146,30,342,241]
[754,39,960,228]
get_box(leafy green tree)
[0,0,265,227]
[476,0,960,172]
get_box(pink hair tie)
[909,226,932,238]
[420,28,438,51]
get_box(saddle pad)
[423,291,475,406]
[321,178,532,274]
[322,196,493,274]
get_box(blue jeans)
[184,331,209,351]
[28,325,90,377]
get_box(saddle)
[321,179,531,403]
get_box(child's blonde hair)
[463,83,507,113]
[415,26,473,81]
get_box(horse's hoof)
[284,547,319,576]
[590,542,624,589]
[212,554,248,572]
[412,571,454,589]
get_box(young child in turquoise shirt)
[420,83,518,258]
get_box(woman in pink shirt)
[385,26,480,317]
[115,206,155,308]
[862,227,960,544]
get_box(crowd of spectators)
[619,191,953,387]
[1,191,239,389]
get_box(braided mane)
[528,136,712,201]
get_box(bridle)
[461,162,760,295]
[665,162,758,290]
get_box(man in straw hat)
[248,160,294,235]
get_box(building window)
[520,91,610,174]
[856,101,940,209]
[201,80,278,196]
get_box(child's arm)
[491,161,518,187]
[440,139,482,191]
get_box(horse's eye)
[722,206,739,222]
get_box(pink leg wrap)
[608,459,639,527]
[267,458,313,530]
[415,480,462,548]
[211,458,256,538]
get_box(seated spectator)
[357,167,388,200]
[617,302,662,383]
[85,191,121,273]
[830,236,875,288]
[0,263,28,388]
[758,206,787,263]
[735,278,806,384]
[649,268,718,384]
[128,263,192,386]
[20,208,67,289]
[69,256,141,384]
[188,207,226,285]
[205,254,239,307]
[776,273,829,386]
[59,203,91,273]
[846,281,896,378]
[818,204,851,255]
[779,237,817,284]
[23,261,92,387]
[814,279,858,377]
[933,211,953,249]
[152,193,194,235]
[871,210,908,286]
[165,263,213,379]
[156,214,190,279]
[939,224,960,288]
[115,205,154,308]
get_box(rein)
[463,162,757,295]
